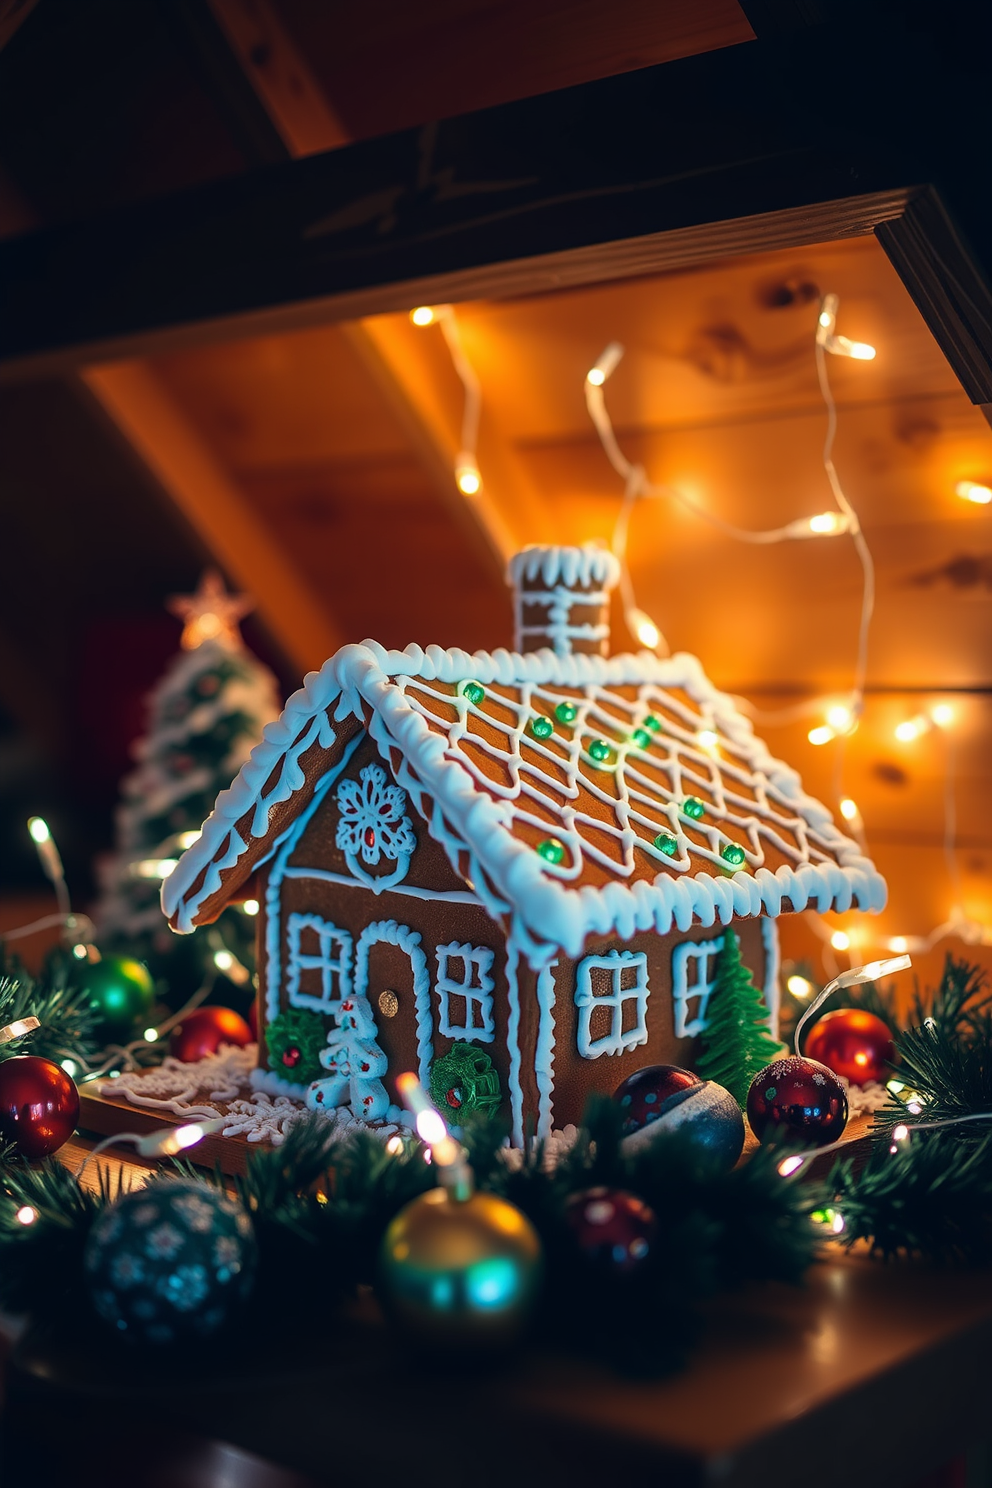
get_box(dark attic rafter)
[0,6,990,426]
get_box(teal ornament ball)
[379,1188,542,1352]
[85,1181,257,1346]
[81,956,155,1044]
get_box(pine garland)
[0,952,101,1072]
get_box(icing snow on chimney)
[507,544,620,657]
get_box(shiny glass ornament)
[0,1055,79,1158]
[379,1187,541,1350]
[746,1055,848,1146]
[565,1187,656,1273]
[169,1006,253,1063]
[613,1065,745,1170]
[805,1007,895,1086]
[80,957,155,1045]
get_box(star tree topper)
[168,570,254,651]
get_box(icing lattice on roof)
[163,643,886,964]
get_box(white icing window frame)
[575,950,650,1059]
[435,942,496,1044]
[286,912,353,1013]
[671,935,725,1038]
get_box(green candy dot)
[536,838,565,865]
[555,701,578,724]
[631,728,653,749]
[643,715,661,732]
[654,832,679,856]
[461,681,485,705]
[530,715,553,740]
[721,843,746,867]
[682,796,706,820]
[588,738,615,765]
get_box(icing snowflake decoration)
[335,763,416,892]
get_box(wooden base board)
[76,1082,287,1176]
[79,1076,880,1180]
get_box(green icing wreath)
[428,1043,502,1118]
[265,1008,326,1085]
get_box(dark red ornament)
[565,1187,657,1273]
[805,1008,895,1086]
[613,1064,701,1137]
[0,1056,79,1159]
[169,1006,252,1063]
[746,1056,848,1147]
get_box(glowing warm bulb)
[888,937,909,954]
[60,1058,78,1077]
[846,341,876,361]
[242,899,260,916]
[895,715,928,743]
[778,1155,805,1177]
[415,1109,448,1146]
[27,817,50,844]
[808,725,835,746]
[955,480,992,505]
[455,455,482,496]
[831,930,850,951]
[808,511,845,535]
[133,858,178,879]
[787,975,813,999]
[697,729,719,751]
[892,1124,909,1142]
[930,703,954,728]
[586,367,606,386]
[586,341,625,386]
[213,949,234,971]
[72,944,88,960]
[15,1205,37,1226]
[386,1135,405,1155]
[826,704,853,732]
[410,306,435,327]
[143,1027,158,1043]
[838,797,860,822]
[629,609,661,649]
[818,309,833,329]
[176,830,202,850]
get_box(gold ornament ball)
[378,1187,542,1351]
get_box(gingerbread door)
[352,920,432,1103]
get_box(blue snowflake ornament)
[84,1180,256,1346]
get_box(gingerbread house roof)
[162,641,885,963]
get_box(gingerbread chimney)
[507,544,620,657]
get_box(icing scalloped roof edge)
[163,641,887,957]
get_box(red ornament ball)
[746,1056,848,1147]
[0,1056,80,1159]
[169,1006,252,1063]
[805,1008,894,1086]
[565,1187,657,1273]
[613,1064,701,1136]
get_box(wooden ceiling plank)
[81,362,341,674]
[205,0,350,155]
[209,0,552,569]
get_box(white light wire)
[437,308,482,480]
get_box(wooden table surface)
[3,1136,991,1488]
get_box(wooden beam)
[210,3,550,564]
[205,0,350,155]
[81,362,341,674]
[0,19,990,409]
[343,317,555,562]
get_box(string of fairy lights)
[409,292,991,968]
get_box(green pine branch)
[0,955,101,1070]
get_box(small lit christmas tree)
[95,571,280,1005]
[696,930,783,1106]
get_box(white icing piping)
[761,915,781,1037]
[506,544,621,591]
[535,960,557,1140]
[354,919,433,1086]
[165,642,887,966]
[281,866,485,907]
[505,940,524,1147]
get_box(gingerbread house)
[163,545,886,1143]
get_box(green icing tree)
[696,930,784,1106]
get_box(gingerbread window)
[286,912,353,1013]
[435,943,496,1043]
[671,935,724,1038]
[575,950,650,1058]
